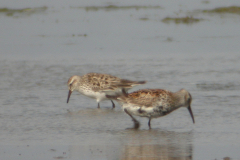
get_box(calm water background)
[1,0,240,159]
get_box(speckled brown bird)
[67,73,146,108]
[106,89,194,129]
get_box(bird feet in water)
[111,100,115,109]
[132,120,140,129]
[126,122,140,130]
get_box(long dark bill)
[187,106,195,123]
[67,90,72,103]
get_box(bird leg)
[97,103,100,108]
[148,118,152,129]
[111,100,115,109]
[122,89,128,97]
[124,109,140,129]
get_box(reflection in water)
[66,129,193,160]
[120,129,193,160]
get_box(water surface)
[1,0,240,159]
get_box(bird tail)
[117,79,146,88]
[135,81,147,85]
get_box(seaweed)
[202,6,240,14]
[0,6,47,16]
[71,5,162,11]
[162,16,202,24]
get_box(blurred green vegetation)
[203,6,240,14]
[0,6,47,16]
[162,16,202,24]
[71,5,162,11]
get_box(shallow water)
[1,0,240,159]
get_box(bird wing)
[124,89,170,107]
[84,73,145,92]
[83,73,123,92]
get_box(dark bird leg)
[98,103,100,108]
[111,100,115,108]
[122,89,128,97]
[124,109,140,129]
[148,118,152,129]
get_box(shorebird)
[106,89,194,129]
[67,73,146,108]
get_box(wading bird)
[67,73,146,108]
[106,88,194,129]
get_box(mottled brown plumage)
[106,89,194,129]
[67,73,146,108]
[121,89,174,107]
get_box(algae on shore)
[162,16,203,24]
[71,5,162,11]
[202,6,240,14]
[0,6,47,16]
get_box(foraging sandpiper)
[67,73,146,108]
[106,89,194,129]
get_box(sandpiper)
[67,73,146,108]
[106,89,194,129]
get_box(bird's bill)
[67,90,72,103]
[187,106,195,123]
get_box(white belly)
[122,104,163,118]
[79,88,124,103]
[123,104,151,117]
[79,90,107,102]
